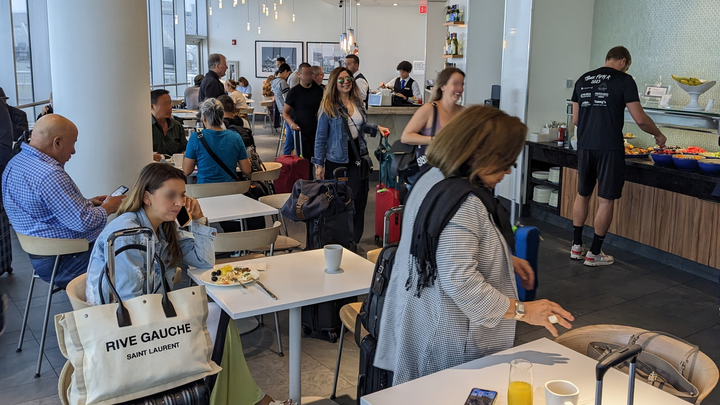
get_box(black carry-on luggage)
[302,167,356,252]
[355,206,404,403]
[594,344,643,405]
[301,296,357,343]
[102,228,211,405]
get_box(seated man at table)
[2,114,125,288]
[151,89,188,162]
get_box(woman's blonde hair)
[320,67,361,118]
[427,105,527,184]
[117,163,188,268]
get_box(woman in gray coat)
[374,106,574,386]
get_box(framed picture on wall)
[226,60,240,81]
[306,42,345,76]
[255,41,304,78]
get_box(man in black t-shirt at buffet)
[570,46,666,267]
[283,62,324,166]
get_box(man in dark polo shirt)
[198,53,227,103]
[570,46,666,267]
[151,89,187,160]
[283,63,324,165]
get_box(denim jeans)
[30,249,93,289]
[283,123,295,155]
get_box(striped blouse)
[374,168,518,386]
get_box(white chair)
[259,193,302,251]
[185,181,250,198]
[213,222,285,356]
[251,161,282,183]
[65,273,91,311]
[15,233,89,377]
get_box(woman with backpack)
[312,67,390,244]
[373,105,574,386]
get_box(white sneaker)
[584,251,615,266]
[570,244,585,260]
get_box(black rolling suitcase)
[304,167,356,252]
[301,296,357,343]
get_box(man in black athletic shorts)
[570,46,666,267]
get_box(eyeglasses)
[337,77,354,83]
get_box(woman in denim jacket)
[85,163,216,305]
[313,67,390,243]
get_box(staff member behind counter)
[380,61,422,103]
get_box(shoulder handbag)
[587,330,700,403]
[195,129,245,181]
[340,105,373,181]
[280,169,355,222]
[55,228,220,405]
[390,102,438,184]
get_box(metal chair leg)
[330,324,346,399]
[274,312,284,357]
[36,254,60,378]
[17,268,38,353]
[258,314,264,325]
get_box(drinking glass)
[508,359,533,405]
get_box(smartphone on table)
[176,206,192,227]
[464,388,498,405]
[111,185,129,197]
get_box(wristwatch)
[513,301,526,320]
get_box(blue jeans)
[283,123,295,155]
[30,249,93,289]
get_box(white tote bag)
[55,229,221,405]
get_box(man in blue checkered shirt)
[2,115,126,288]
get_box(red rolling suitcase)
[374,184,401,244]
[274,130,310,193]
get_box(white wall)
[424,2,447,89]
[525,0,594,132]
[464,0,505,105]
[207,1,427,96]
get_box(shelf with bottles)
[443,55,464,59]
[444,4,464,26]
[442,32,463,58]
[443,21,467,27]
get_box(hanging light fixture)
[246,0,250,30]
[262,3,266,13]
[209,6,213,15]
[292,0,295,22]
[242,0,245,3]
[233,0,237,6]
[274,2,277,11]
[258,0,262,34]
[275,11,278,19]
[280,0,283,4]
[219,0,222,9]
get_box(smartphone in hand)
[111,185,129,197]
[176,206,192,227]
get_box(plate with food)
[624,144,653,157]
[199,265,260,287]
[623,132,636,139]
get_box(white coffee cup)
[545,380,579,405]
[172,153,184,166]
[324,244,343,273]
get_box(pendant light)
[346,0,355,53]
[292,0,295,21]
[219,0,222,9]
[246,0,250,30]
[233,0,237,6]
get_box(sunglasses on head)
[337,77,354,83]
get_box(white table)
[187,249,375,404]
[197,194,278,222]
[360,338,687,405]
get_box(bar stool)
[15,233,89,377]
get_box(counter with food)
[525,141,720,269]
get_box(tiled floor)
[0,124,718,404]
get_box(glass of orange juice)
[508,359,533,405]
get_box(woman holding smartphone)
[85,163,215,305]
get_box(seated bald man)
[2,114,126,288]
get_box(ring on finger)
[548,314,558,324]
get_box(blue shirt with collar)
[2,144,108,241]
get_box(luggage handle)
[333,167,348,181]
[595,344,642,405]
[101,228,177,327]
[383,206,403,247]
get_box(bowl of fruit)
[650,149,676,166]
[672,75,716,111]
[700,152,720,159]
[672,154,705,171]
[698,159,720,174]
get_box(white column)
[47,0,152,197]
